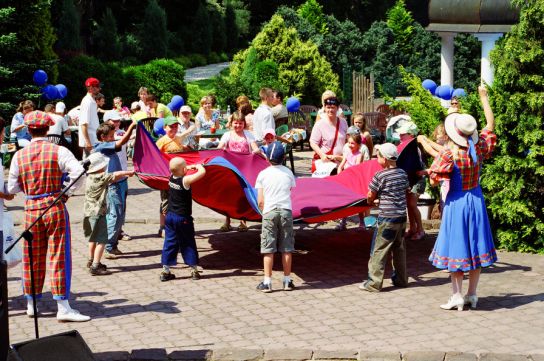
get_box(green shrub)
[219,52,229,62]
[188,54,207,67]
[57,55,130,109]
[229,14,339,105]
[124,59,187,105]
[482,0,544,253]
[207,52,221,64]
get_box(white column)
[438,32,456,87]
[474,33,503,86]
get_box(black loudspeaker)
[8,330,95,361]
[1,260,9,361]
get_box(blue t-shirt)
[11,112,32,141]
[94,141,122,174]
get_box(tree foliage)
[386,0,414,53]
[481,0,544,253]
[54,0,82,56]
[297,0,328,34]
[223,14,339,107]
[139,0,168,62]
[93,8,121,61]
[0,0,57,119]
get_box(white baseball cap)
[55,102,66,113]
[375,143,399,161]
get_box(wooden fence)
[351,72,374,113]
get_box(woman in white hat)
[427,86,497,311]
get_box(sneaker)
[190,268,201,280]
[104,251,118,260]
[108,248,123,255]
[89,265,111,276]
[118,231,132,241]
[57,309,91,322]
[283,280,295,291]
[160,271,176,282]
[358,281,380,293]
[256,282,272,293]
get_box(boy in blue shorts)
[255,141,296,293]
[94,120,136,259]
[360,143,410,292]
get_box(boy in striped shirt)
[360,143,410,292]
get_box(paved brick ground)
[5,152,544,359]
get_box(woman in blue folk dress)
[428,86,497,311]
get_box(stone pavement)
[5,151,544,361]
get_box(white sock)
[163,265,170,273]
[57,299,71,314]
[283,275,291,283]
[27,298,35,312]
[263,276,271,285]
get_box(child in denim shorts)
[255,141,296,293]
[360,143,410,292]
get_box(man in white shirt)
[252,87,275,143]
[254,141,296,293]
[79,77,101,157]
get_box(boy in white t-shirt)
[255,141,296,293]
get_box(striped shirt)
[369,167,409,218]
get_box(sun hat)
[263,128,276,138]
[266,141,285,164]
[164,116,179,126]
[55,102,66,113]
[130,101,140,110]
[375,143,399,161]
[347,126,360,135]
[86,152,109,174]
[84,77,100,87]
[103,110,122,122]
[444,112,478,147]
[24,110,55,129]
[396,121,419,136]
[179,105,192,114]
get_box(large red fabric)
[132,123,422,223]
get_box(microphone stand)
[4,161,89,339]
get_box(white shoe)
[26,308,37,318]
[57,309,91,322]
[440,294,465,311]
[464,294,478,309]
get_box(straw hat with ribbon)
[444,112,479,162]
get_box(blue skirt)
[429,185,497,272]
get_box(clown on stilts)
[8,110,91,322]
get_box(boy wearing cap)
[79,77,101,157]
[94,120,137,258]
[156,116,190,153]
[360,142,409,292]
[8,110,90,322]
[160,157,206,281]
[177,105,198,150]
[255,141,296,293]
[83,153,134,275]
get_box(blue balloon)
[169,95,184,111]
[55,84,68,99]
[33,70,48,86]
[437,84,453,100]
[42,84,59,100]
[286,97,300,113]
[422,79,437,95]
[153,118,166,136]
[434,85,442,97]
[452,88,466,98]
